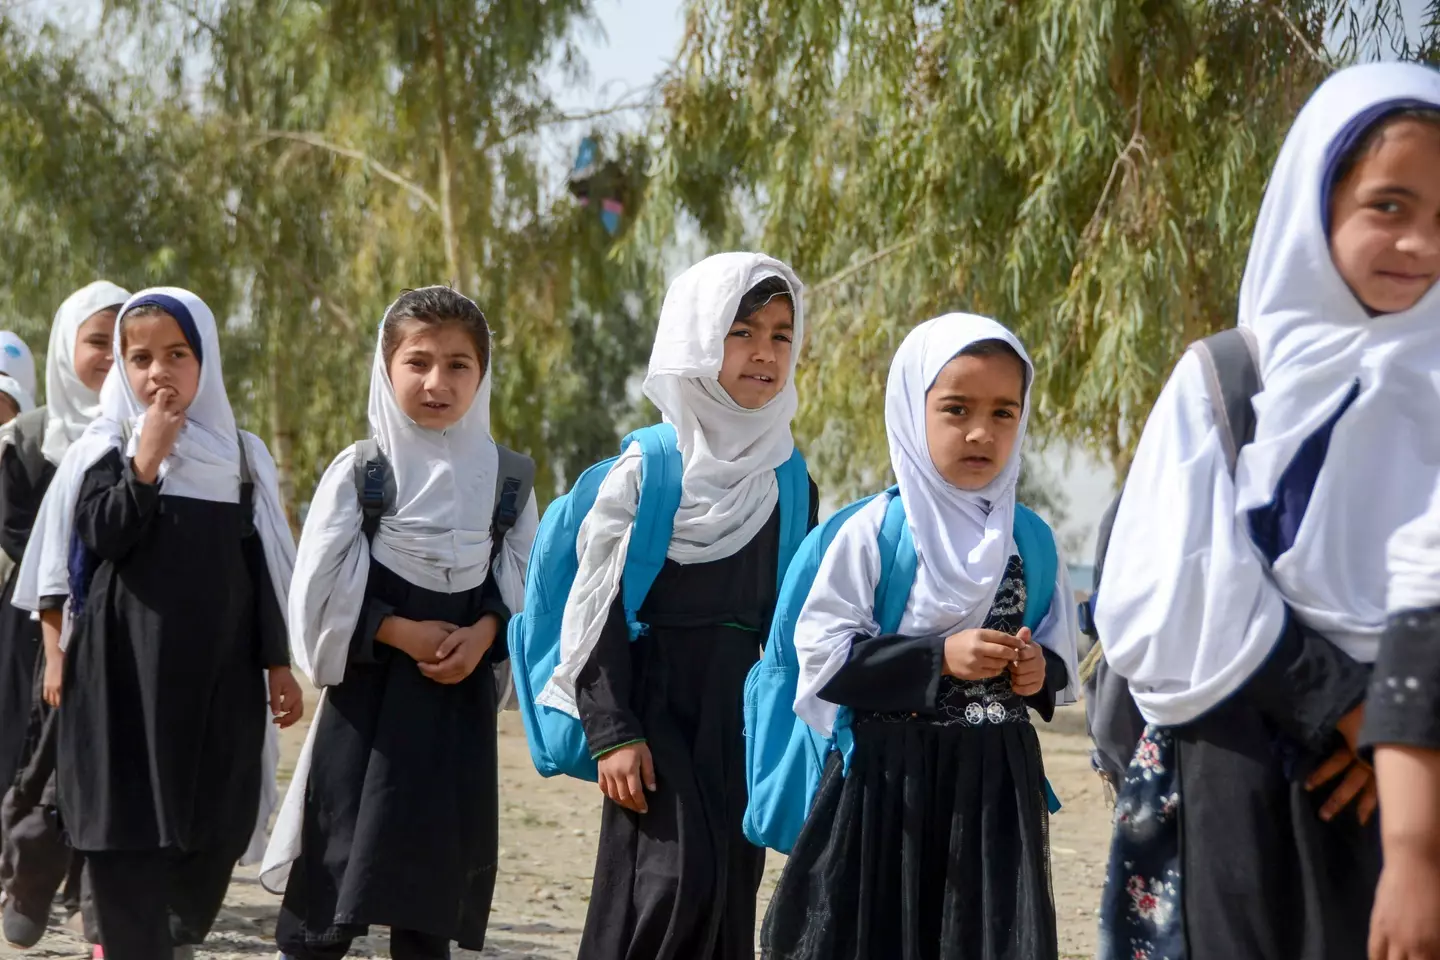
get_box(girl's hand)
[1306,745,1379,824]
[1337,703,1366,754]
[597,742,656,814]
[43,647,64,708]
[1370,848,1440,960]
[132,387,186,483]
[418,615,499,685]
[268,666,304,728]
[1007,629,1045,696]
[376,616,456,664]
[943,628,1024,681]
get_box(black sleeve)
[1237,615,1369,754]
[347,594,395,667]
[1361,606,1440,751]
[243,535,290,669]
[478,572,512,664]
[1024,646,1071,723]
[0,445,36,564]
[818,633,947,714]
[73,451,163,564]
[576,594,645,757]
[807,477,820,532]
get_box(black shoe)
[2,898,48,948]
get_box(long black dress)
[59,449,288,951]
[275,558,511,955]
[762,555,1067,960]
[576,489,817,960]
[0,435,56,793]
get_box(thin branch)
[248,131,440,214]
[809,235,924,296]
[1268,3,1332,66]
[1081,80,1146,246]
[484,86,660,150]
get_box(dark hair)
[119,303,203,364]
[1329,106,1440,196]
[734,276,794,324]
[381,286,491,369]
[958,337,1029,392]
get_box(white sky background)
[12,0,1437,560]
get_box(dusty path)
[3,708,1111,959]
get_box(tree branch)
[248,130,441,213]
[809,234,923,296]
[1268,2,1332,65]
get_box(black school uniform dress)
[0,432,55,792]
[762,555,1066,960]
[58,449,288,956]
[275,557,511,958]
[576,488,817,960]
[1363,605,1440,751]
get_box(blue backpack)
[742,488,1060,854]
[508,423,812,782]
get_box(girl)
[16,287,303,960]
[761,314,1078,960]
[262,286,537,959]
[0,330,37,425]
[543,253,817,960]
[1365,489,1440,960]
[0,281,127,946]
[0,282,127,793]
[1094,62,1440,960]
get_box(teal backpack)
[743,489,1060,854]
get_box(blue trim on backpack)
[742,491,1061,854]
[508,423,811,783]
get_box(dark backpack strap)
[352,438,391,542]
[1188,326,1262,472]
[236,432,255,538]
[490,445,536,565]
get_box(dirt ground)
[2,702,1112,960]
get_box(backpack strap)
[619,424,684,637]
[1187,326,1261,473]
[1012,505,1058,631]
[873,489,916,636]
[774,449,811,587]
[352,438,392,542]
[236,432,255,537]
[490,445,536,564]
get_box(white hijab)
[794,314,1079,735]
[285,296,534,689]
[0,376,34,416]
[537,252,805,716]
[1388,483,1440,615]
[0,331,36,401]
[265,292,537,893]
[41,281,131,464]
[1096,62,1440,726]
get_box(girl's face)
[75,308,118,393]
[387,319,484,430]
[123,313,201,411]
[717,296,794,409]
[924,352,1025,491]
[0,393,18,426]
[1329,117,1440,314]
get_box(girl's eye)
[451,361,471,370]
[995,409,1014,419]
[944,405,968,417]
[1372,201,1402,215]
[774,334,792,344]
[728,328,751,339]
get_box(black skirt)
[278,559,507,949]
[0,566,41,792]
[762,696,1057,960]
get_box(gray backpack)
[1080,327,1261,792]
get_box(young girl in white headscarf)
[1094,62,1440,960]
[12,287,302,960]
[262,287,537,960]
[0,330,37,425]
[0,282,127,946]
[760,314,1078,960]
[548,253,817,960]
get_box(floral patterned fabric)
[1098,725,1184,960]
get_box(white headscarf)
[0,331,36,401]
[264,291,538,894]
[1389,483,1440,615]
[0,376,34,416]
[285,295,535,688]
[793,314,1079,735]
[1096,62,1440,727]
[41,281,130,464]
[536,252,805,716]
